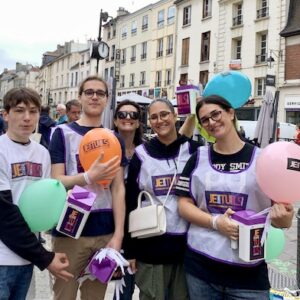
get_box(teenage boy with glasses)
[0,87,73,300]
[49,76,126,300]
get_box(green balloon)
[19,179,66,232]
[265,226,285,262]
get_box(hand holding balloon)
[270,203,294,229]
[86,152,120,184]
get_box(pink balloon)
[256,141,300,203]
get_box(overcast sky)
[0,0,153,73]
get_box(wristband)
[83,172,92,185]
[211,215,220,230]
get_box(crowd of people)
[0,76,294,300]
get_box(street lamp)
[90,10,112,73]
[267,49,283,68]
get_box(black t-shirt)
[175,142,270,290]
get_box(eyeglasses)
[116,111,140,120]
[199,110,223,126]
[83,89,107,99]
[149,111,171,122]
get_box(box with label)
[56,185,96,239]
[231,210,266,262]
[176,85,200,115]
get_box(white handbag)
[129,191,167,239]
[129,171,177,239]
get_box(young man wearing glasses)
[49,76,126,300]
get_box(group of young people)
[0,75,294,300]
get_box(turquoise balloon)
[19,179,66,232]
[265,226,285,262]
[203,71,251,109]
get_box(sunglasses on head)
[116,111,140,120]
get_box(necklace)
[126,145,135,159]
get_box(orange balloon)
[79,128,122,188]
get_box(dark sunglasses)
[116,111,140,120]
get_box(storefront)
[285,95,300,124]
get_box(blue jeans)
[186,273,269,300]
[0,264,33,300]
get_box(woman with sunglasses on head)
[125,98,202,300]
[112,100,143,300]
[175,95,294,300]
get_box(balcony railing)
[121,32,127,38]
[121,59,126,64]
[142,24,148,30]
[141,53,147,60]
[130,57,136,62]
[232,15,243,26]
[120,82,125,88]
[155,81,161,87]
[156,51,163,58]
[165,80,171,86]
[131,28,137,35]
[129,81,135,87]
[256,54,267,64]
[166,48,173,55]
[257,7,269,19]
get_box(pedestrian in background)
[56,103,68,125]
[49,76,126,300]
[66,99,81,123]
[176,95,294,300]
[0,87,73,300]
[125,99,201,300]
[38,105,56,148]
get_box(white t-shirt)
[0,134,51,265]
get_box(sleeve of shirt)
[49,127,65,164]
[175,151,198,198]
[0,190,55,270]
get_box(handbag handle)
[137,190,155,209]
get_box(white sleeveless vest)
[59,124,112,211]
[135,142,192,234]
[188,146,271,266]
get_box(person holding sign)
[0,88,73,300]
[49,76,126,300]
[175,95,293,300]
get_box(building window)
[155,71,162,87]
[201,31,210,62]
[158,10,164,28]
[181,38,190,65]
[203,0,212,18]
[140,71,146,85]
[112,25,116,37]
[256,33,267,64]
[166,35,173,55]
[257,0,269,19]
[121,49,126,64]
[131,21,137,35]
[199,70,209,88]
[71,73,74,87]
[131,45,136,62]
[141,42,147,60]
[233,3,243,26]
[157,38,163,58]
[255,77,266,96]
[232,38,242,59]
[75,72,78,86]
[121,26,127,38]
[167,6,175,24]
[120,75,125,88]
[165,69,171,86]
[129,73,135,87]
[111,45,115,60]
[183,6,191,26]
[61,75,64,86]
[142,15,148,30]
[104,68,109,81]
[110,67,114,78]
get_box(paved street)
[27,203,300,299]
